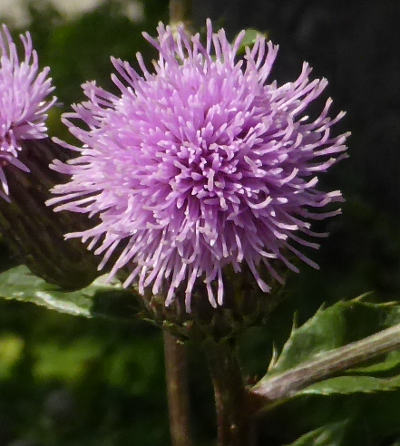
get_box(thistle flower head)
[0,24,56,200]
[49,20,349,311]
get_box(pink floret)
[0,24,56,200]
[49,20,349,311]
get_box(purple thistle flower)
[48,20,349,311]
[0,25,56,201]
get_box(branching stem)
[251,322,400,407]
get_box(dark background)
[0,0,399,444]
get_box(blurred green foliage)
[1,0,400,445]
[0,251,172,445]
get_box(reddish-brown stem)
[206,340,251,446]
[163,330,193,446]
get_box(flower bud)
[0,138,100,288]
[0,25,99,289]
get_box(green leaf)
[299,375,400,397]
[236,28,267,55]
[251,298,400,408]
[349,350,400,375]
[251,298,400,445]
[0,265,140,322]
[286,420,348,446]
[269,298,400,377]
[263,389,400,446]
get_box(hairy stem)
[163,330,193,446]
[206,340,250,446]
[251,322,400,406]
[169,0,192,26]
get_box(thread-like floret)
[49,20,349,311]
[0,25,56,200]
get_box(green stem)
[163,330,193,446]
[251,322,400,406]
[206,340,250,446]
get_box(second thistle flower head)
[49,20,349,311]
[0,25,56,200]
